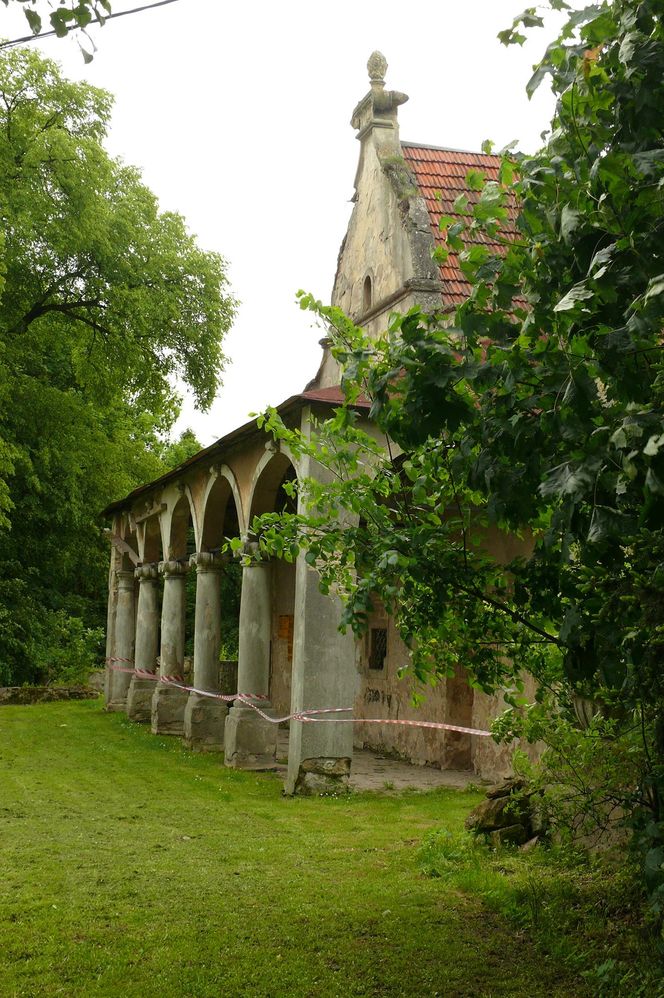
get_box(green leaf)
[554,282,593,312]
[646,469,664,495]
[50,10,74,37]
[560,204,581,244]
[643,275,664,305]
[466,169,485,192]
[437,215,456,232]
[526,62,551,99]
[24,9,42,33]
[644,435,664,458]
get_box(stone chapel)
[103,53,532,794]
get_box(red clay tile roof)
[401,143,516,308]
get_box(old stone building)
[103,53,530,793]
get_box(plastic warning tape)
[107,663,491,736]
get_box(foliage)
[496,696,646,843]
[252,0,664,905]
[32,609,104,684]
[418,825,664,996]
[0,47,235,684]
[1,1,112,56]
[158,428,205,470]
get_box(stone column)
[151,559,189,735]
[224,556,277,768]
[183,551,227,752]
[106,570,136,712]
[104,570,118,704]
[126,564,160,723]
[284,553,357,795]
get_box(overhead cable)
[0,0,181,50]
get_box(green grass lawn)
[0,701,618,996]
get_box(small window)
[363,275,372,313]
[369,627,388,670]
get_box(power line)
[0,0,182,50]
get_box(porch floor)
[275,729,477,792]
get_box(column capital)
[116,569,135,590]
[236,538,270,567]
[135,563,159,583]
[190,550,226,573]
[158,559,190,578]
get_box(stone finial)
[367,50,387,83]
[351,51,408,137]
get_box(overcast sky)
[2,0,564,445]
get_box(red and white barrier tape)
[299,716,489,736]
[106,661,491,737]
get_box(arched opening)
[141,515,164,662]
[247,454,298,739]
[107,518,139,710]
[362,274,372,313]
[125,514,163,723]
[168,494,196,666]
[249,452,297,523]
[152,491,195,735]
[118,520,139,648]
[142,516,162,564]
[200,473,243,693]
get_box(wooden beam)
[133,501,167,524]
[104,529,140,566]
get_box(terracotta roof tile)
[401,143,516,308]
[301,385,370,407]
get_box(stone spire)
[351,51,408,150]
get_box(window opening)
[369,627,388,670]
[363,275,372,313]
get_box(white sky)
[2,0,563,446]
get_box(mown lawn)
[0,700,592,997]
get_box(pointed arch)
[248,447,299,527]
[200,464,244,549]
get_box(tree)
[0,46,236,684]
[255,0,664,893]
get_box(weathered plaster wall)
[347,519,540,781]
[333,140,415,325]
[352,612,460,770]
[471,675,543,781]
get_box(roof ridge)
[401,140,498,158]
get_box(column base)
[224,704,278,770]
[126,676,157,723]
[106,673,131,712]
[151,684,189,736]
[284,756,352,796]
[183,693,228,752]
[105,699,127,713]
